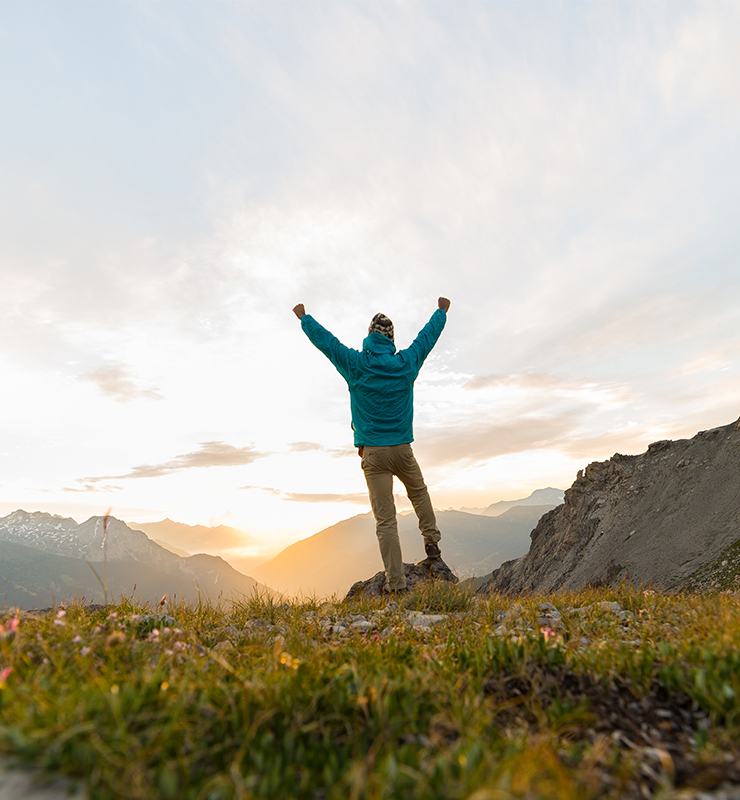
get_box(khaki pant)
[361,443,441,591]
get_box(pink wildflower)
[540,626,555,641]
[643,589,655,596]
[0,666,13,683]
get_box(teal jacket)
[300,309,447,447]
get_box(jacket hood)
[363,332,397,355]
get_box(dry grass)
[1,585,739,799]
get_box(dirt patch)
[484,666,740,796]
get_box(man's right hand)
[438,297,451,312]
[293,303,306,319]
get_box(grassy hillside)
[1,585,740,798]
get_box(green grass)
[1,585,740,799]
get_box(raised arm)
[293,304,355,381]
[402,298,450,375]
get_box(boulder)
[344,559,458,600]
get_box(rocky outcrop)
[345,559,458,600]
[478,418,740,595]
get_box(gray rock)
[344,559,458,600]
[212,625,243,641]
[569,601,629,621]
[244,618,274,632]
[321,620,349,636]
[405,611,447,630]
[536,602,563,629]
[0,757,86,800]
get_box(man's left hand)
[293,304,306,319]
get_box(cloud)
[418,414,581,467]
[238,485,367,504]
[412,368,640,469]
[81,364,163,403]
[288,442,356,457]
[282,492,369,504]
[464,372,621,394]
[238,486,414,508]
[83,441,267,482]
[63,483,122,493]
[288,442,324,452]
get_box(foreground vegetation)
[1,584,740,799]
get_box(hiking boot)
[383,585,409,596]
[423,537,441,560]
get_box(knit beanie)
[368,313,394,342]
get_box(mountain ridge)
[459,487,564,516]
[479,418,740,595]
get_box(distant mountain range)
[0,487,565,607]
[0,510,271,610]
[253,505,556,598]
[459,487,565,516]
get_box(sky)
[1,1,739,557]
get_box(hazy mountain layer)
[254,506,554,598]
[479,418,740,595]
[133,518,254,554]
[460,488,565,516]
[133,518,265,576]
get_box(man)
[292,297,451,593]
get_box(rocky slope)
[478,418,740,595]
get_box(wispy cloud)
[81,364,163,403]
[282,492,369,504]
[239,485,410,507]
[463,372,629,397]
[288,442,355,457]
[63,483,122,494]
[83,442,267,483]
[418,414,580,467]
